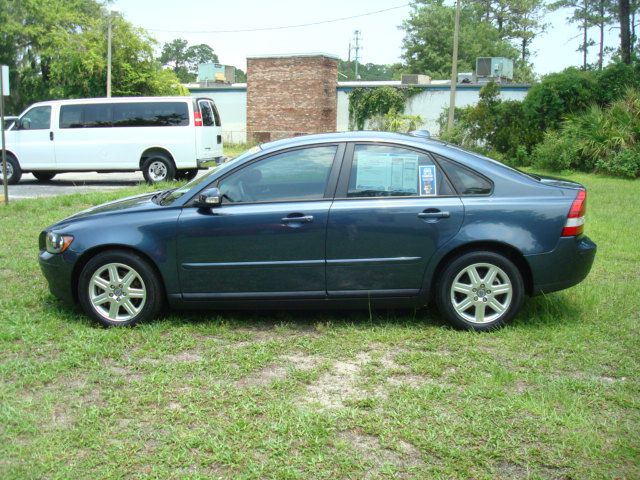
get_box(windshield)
[158,145,262,205]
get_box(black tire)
[77,250,165,327]
[435,251,524,331]
[33,171,56,182]
[141,154,176,184]
[2,154,22,185]
[175,169,198,181]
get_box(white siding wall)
[191,85,529,144]
[192,90,247,143]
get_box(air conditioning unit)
[476,57,513,82]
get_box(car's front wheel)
[78,250,164,327]
[436,251,524,331]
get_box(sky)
[111,0,621,77]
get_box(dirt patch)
[338,430,424,476]
[388,374,429,388]
[165,351,203,363]
[107,363,144,382]
[235,352,322,388]
[495,460,529,479]
[302,352,372,409]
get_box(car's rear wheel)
[436,251,524,331]
[33,171,56,182]
[176,169,198,181]
[78,250,164,327]
[2,154,22,184]
[142,154,176,184]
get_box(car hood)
[49,191,162,229]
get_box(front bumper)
[39,250,76,303]
[526,235,597,295]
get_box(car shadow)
[23,178,143,187]
[48,292,583,332]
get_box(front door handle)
[418,210,450,219]
[281,214,314,224]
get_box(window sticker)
[419,165,437,196]
[355,152,419,193]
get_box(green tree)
[464,0,548,63]
[401,0,530,80]
[158,38,219,82]
[0,0,186,113]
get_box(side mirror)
[194,187,222,208]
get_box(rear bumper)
[526,235,597,295]
[39,251,76,303]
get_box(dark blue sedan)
[38,132,596,330]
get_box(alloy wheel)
[88,263,147,322]
[449,262,513,324]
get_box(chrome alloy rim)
[89,263,146,322]
[2,162,13,180]
[450,262,512,324]
[148,161,168,182]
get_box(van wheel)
[142,154,175,184]
[33,171,56,182]
[2,155,22,185]
[176,169,198,181]
[435,251,524,331]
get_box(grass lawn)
[0,170,638,479]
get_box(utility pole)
[352,30,362,80]
[107,10,115,97]
[347,40,352,80]
[1,65,8,204]
[447,0,461,132]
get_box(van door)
[10,105,56,171]
[195,98,217,162]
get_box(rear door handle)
[418,210,450,219]
[281,215,314,224]
[49,131,54,141]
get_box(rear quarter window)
[436,155,493,195]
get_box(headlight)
[45,232,74,254]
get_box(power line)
[146,3,410,34]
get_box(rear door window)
[346,144,454,197]
[198,100,215,127]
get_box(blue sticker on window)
[419,165,437,196]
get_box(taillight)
[562,189,586,237]
[194,111,203,127]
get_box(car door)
[11,105,56,170]
[195,99,217,161]
[176,143,345,299]
[326,143,465,297]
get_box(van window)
[60,104,112,128]
[210,101,221,126]
[21,106,51,130]
[112,102,189,127]
[198,100,214,127]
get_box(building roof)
[247,52,340,60]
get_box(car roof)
[259,131,449,154]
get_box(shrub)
[348,87,407,130]
[522,68,599,144]
[532,89,640,178]
[369,110,423,133]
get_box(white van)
[2,96,223,184]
